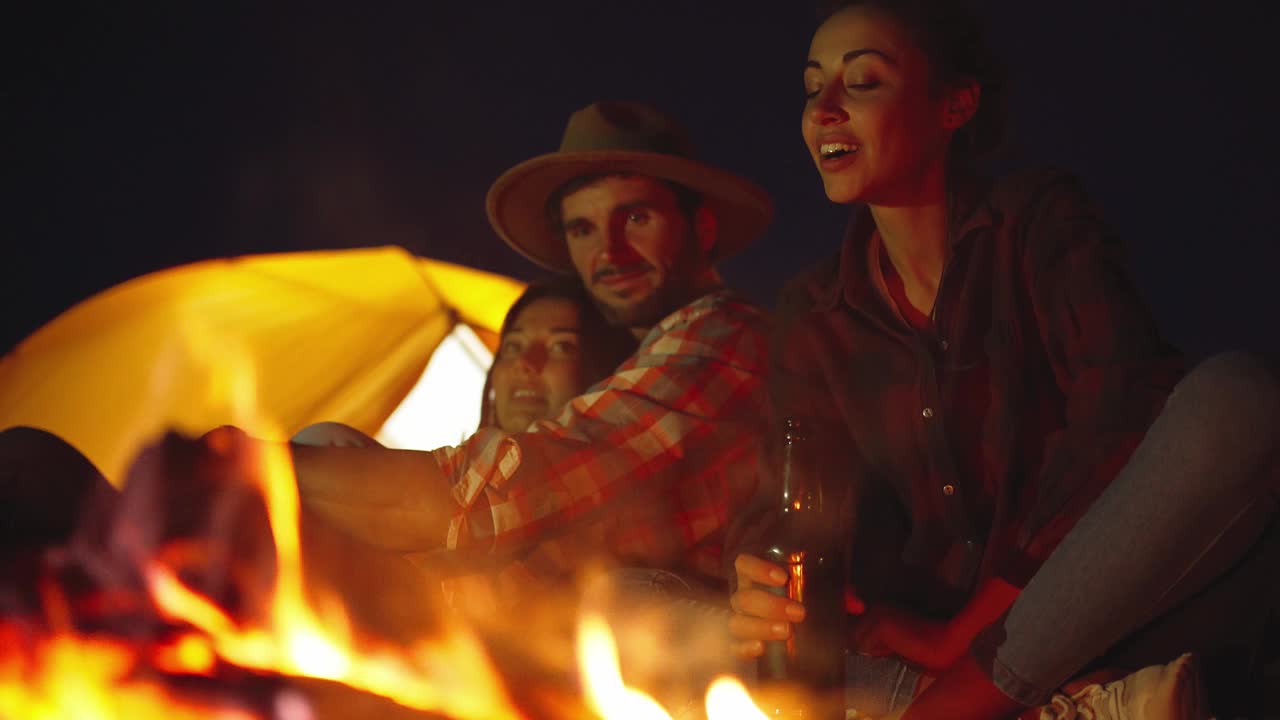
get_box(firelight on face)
[491,297,585,433]
[802,6,958,206]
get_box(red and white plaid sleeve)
[430,290,768,581]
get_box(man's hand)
[727,553,809,658]
[289,438,455,552]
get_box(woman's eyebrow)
[805,48,896,70]
[510,326,580,334]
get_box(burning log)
[0,431,516,718]
[0,428,778,719]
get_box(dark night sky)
[8,1,1279,360]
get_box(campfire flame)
[1,320,775,720]
[144,431,524,720]
[704,676,770,720]
[576,613,770,720]
[577,613,672,719]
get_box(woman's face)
[802,7,960,206]
[491,297,585,433]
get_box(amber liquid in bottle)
[757,418,846,719]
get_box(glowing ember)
[152,632,218,676]
[0,626,255,720]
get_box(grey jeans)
[972,352,1280,705]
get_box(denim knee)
[1167,352,1280,481]
[1173,352,1280,420]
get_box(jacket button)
[940,339,949,351]
[922,407,935,419]
[942,484,956,496]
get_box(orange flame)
[576,613,771,720]
[704,676,770,720]
[0,320,779,720]
[143,438,524,720]
[577,613,673,719]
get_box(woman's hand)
[849,605,965,672]
[727,553,806,658]
[851,577,1021,673]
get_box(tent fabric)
[0,246,525,485]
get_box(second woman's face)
[802,7,956,206]
[491,297,585,434]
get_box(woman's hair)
[477,276,638,429]
[816,0,1007,171]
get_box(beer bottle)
[757,417,846,718]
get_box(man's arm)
[292,443,454,551]
[436,293,768,575]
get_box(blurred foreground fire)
[0,435,769,719]
[0,323,772,719]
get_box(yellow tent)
[0,246,525,485]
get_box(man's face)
[560,175,706,331]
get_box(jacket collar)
[814,174,998,313]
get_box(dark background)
[8,1,1278,359]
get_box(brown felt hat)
[485,101,774,273]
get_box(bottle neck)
[778,436,823,513]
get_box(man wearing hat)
[291,101,774,601]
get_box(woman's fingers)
[728,613,792,642]
[734,553,788,588]
[730,587,805,623]
[729,553,806,659]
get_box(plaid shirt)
[430,290,768,602]
[738,169,1183,617]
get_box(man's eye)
[846,81,881,91]
[627,210,651,225]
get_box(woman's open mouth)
[818,142,860,170]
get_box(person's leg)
[1092,514,1280,716]
[909,352,1280,719]
[844,653,923,717]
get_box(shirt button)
[922,407,935,419]
[940,339,949,351]
[942,484,955,496]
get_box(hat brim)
[486,151,774,273]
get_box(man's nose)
[602,218,641,264]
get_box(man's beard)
[589,243,711,332]
[592,281,680,330]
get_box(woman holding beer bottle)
[728,1,1280,719]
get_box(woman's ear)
[693,206,718,256]
[943,78,981,130]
